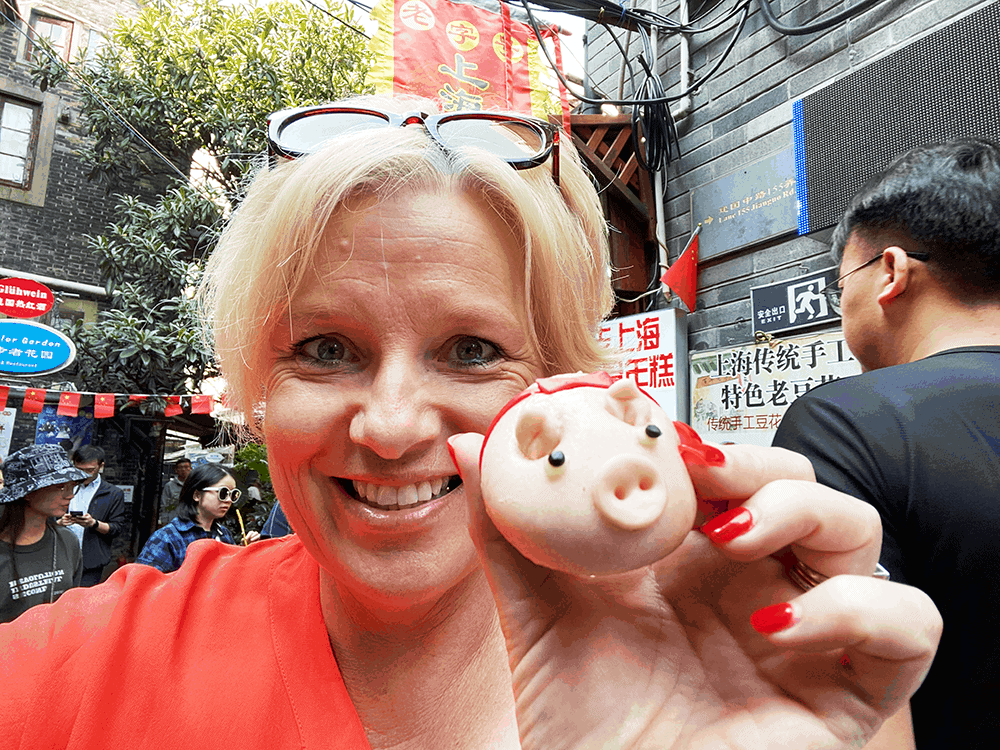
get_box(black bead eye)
[645,424,662,438]
[548,450,565,467]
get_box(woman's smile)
[337,475,462,510]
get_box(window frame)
[26,10,75,63]
[0,94,42,191]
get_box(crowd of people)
[0,94,995,748]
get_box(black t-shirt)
[0,524,83,623]
[773,346,1000,749]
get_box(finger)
[686,443,815,505]
[701,480,882,578]
[750,577,942,715]
[448,432,562,657]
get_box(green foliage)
[235,442,271,485]
[32,0,373,395]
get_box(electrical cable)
[300,0,370,38]
[757,0,885,36]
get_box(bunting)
[57,391,81,417]
[22,388,46,414]
[0,390,220,419]
[94,393,116,419]
[164,396,183,417]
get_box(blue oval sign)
[0,320,76,376]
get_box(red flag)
[660,226,701,312]
[94,393,116,418]
[0,386,8,411]
[57,391,81,417]
[191,394,213,414]
[22,388,46,414]
[164,396,183,417]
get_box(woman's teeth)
[351,477,454,508]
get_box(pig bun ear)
[515,404,563,461]
[604,379,652,426]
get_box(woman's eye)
[447,336,501,367]
[297,336,355,366]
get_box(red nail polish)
[446,439,462,479]
[700,507,753,543]
[750,603,798,634]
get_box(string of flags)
[0,386,217,419]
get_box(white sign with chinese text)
[0,407,15,459]
[599,308,684,420]
[689,330,861,446]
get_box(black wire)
[757,0,885,35]
[300,0,370,38]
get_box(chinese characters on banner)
[689,331,861,446]
[599,309,680,420]
[368,0,565,118]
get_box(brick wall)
[0,0,158,289]
[586,0,994,353]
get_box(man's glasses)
[266,105,561,185]
[202,486,241,502]
[821,250,930,315]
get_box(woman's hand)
[449,435,941,750]
[243,530,262,545]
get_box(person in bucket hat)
[0,444,87,622]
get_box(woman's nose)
[349,361,441,459]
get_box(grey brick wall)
[0,0,155,289]
[586,0,994,353]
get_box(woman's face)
[25,481,77,519]
[195,474,237,523]
[263,184,545,609]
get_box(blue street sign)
[0,320,76,376]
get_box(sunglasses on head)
[201,486,241,502]
[266,105,561,185]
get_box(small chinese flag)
[22,388,46,414]
[660,225,701,313]
[164,396,183,417]
[0,386,8,411]
[57,391,81,417]
[191,394,213,414]
[128,394,147,404]
[94,393,116,418]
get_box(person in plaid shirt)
[137,463,258,573]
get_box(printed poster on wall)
[690,330,861,446]
[0,407,16,459]
[599,308,681,420]
[34,404,94,454]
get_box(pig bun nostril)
[639,477,653,491]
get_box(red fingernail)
[750,603,798,634]
[446,438,463,480]
[700,507,753,543]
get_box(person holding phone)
[136,463,260,573]
[0,444,87,622]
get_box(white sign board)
[0,407,15,459]
[599,308,685,420]
[690,330,861,446]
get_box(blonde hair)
[202,96,616,432]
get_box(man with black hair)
[58,445,127,586]
[774,137,1000,749]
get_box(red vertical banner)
[369,0,565,119]
[22,388,46,414]
[0,385,8,411]
[94,393,116,418]
[164,396,183,417]
[57,391,81,417]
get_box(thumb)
[446,432,495,549]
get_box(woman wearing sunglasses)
[136,462,259,573]
[0,95,938,749]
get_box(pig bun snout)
[592,455,667,531]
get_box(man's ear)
[876,246,913,306]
